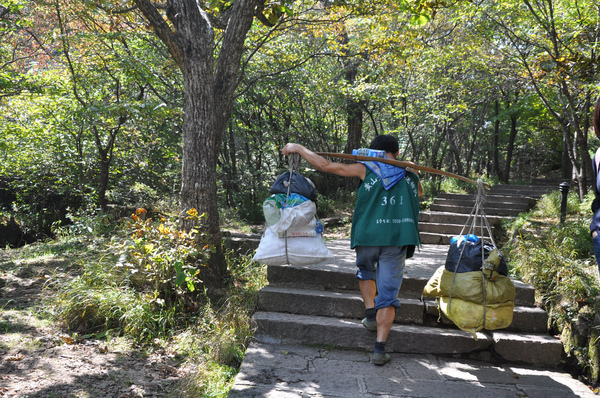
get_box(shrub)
[50,208,216,342]
[536,191,581,218]
[38,205,267,397]
[503,192,600,384]
[116,208,213,309]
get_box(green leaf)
[174,260,186,285]
[186,277,195,292]
[410,13,430,26]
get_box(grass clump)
[41,209,267,396]
[503,190,600,384]
[50,208,211,341]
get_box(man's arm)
[282,143,366,180]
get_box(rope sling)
[447,179,495,329]
[282,153,301,265]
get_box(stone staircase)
[252,241,562,367]
[247,180,570,368]
[419,179,565,244]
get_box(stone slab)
[492,331,564,367]
[229,342,596,397]
[252,311,492,355]
[258,286,425,324]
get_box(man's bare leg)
[359,279,377,331]
[376,306,395,342]
[359,279,376,308]
[372,305,395,365]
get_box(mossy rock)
[587,327,600,383]
[561,325,574,354]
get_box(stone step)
[421,188,531,247]
[223,232,261,254]
[516,180,566,189]
[433,197,532,211]
[419,232,455,245]
[258,286,425,325]
[437,192,535,206]
[265,262,536,307]
[419,231,499,246]
[488,185,557,199]
[252,311,563,367]
[419,211,504,225]
[429,203,526,217]
[258,286,548,333]
[418,222,495,237]
[419,233,504,246]
[266,262,428,299]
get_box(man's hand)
[282,143,303,156]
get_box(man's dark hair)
[369,135,399,154]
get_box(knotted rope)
[448,179,495,330]
[283,153,301,264]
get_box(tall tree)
[129,0,290,280]
[0,0,45,99]
[1,0,182,227]
[128,0,441,280]
[52,0,167,212]
[478,0,600,197]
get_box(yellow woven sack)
[438,296,514,339]
[422,266,516,304]
[422,266,445,297]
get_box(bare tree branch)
[131,0,183,65]
[0,55,34,71]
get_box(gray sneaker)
[361,317,377,331]
[372,352,391,366]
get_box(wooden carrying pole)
[316,152,488,188]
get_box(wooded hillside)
[1,0,599,248]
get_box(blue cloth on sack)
[359,161,406,190]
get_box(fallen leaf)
[5,354,23,362]
[61,336,75,345]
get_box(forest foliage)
[1,0,599,244]
[2,0,600,393]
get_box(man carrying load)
[282,135,422,366]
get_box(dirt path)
[0,252,190,398]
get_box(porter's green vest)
[350,168,420,250]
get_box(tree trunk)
[92,125,118,213]
[133,0,256,283]
[579,95,593,197]
[504,113,518,183]
[345,99,363,154]
[179,63,225,273]
[446,125,462,176]
[98,157,110,213]
[338,27,362,155]
[503,90,519,183]
[465,102,488,177]
[492,99,501,181]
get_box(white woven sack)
[252,227,334,266]
[277,217,317,238]
[270,200,316,233]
